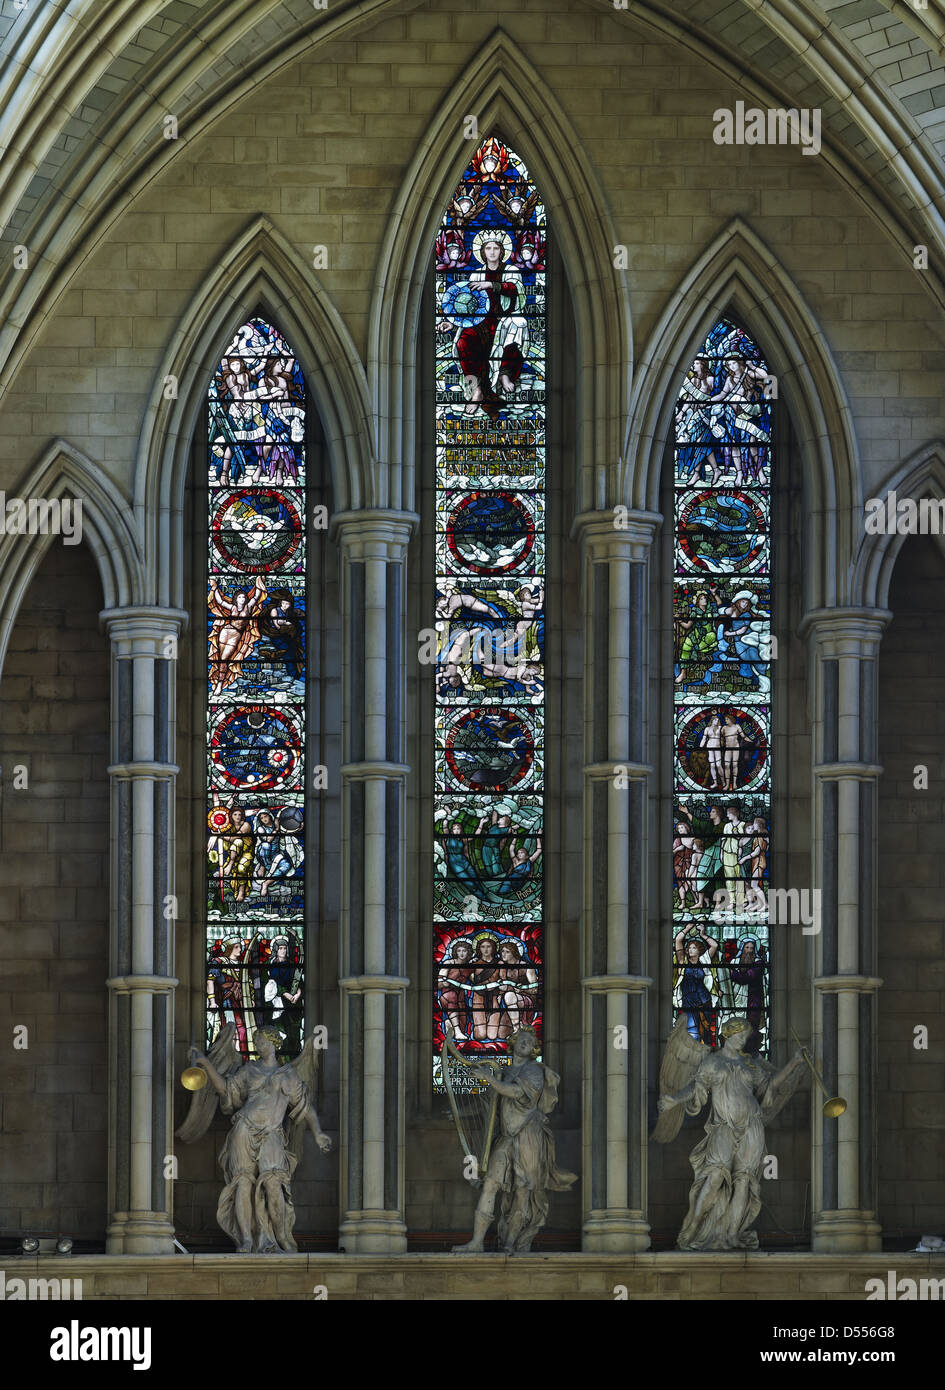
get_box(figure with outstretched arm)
[653,1017,807,1250]
[451,1027,576,1254]
[181,1024,331,1254]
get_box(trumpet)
[791,1029,846,1118]
[180,1039,208,1091]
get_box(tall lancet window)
[432,137,546,1088]
[672,318,773,1053]
[205,318,307,1058]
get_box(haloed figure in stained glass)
[454,228,528,416]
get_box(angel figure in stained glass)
[653,1016,806,1250]
[178,1024,330,1254]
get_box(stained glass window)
[432,137,546,1090]
[671,318,772,1053]
[205,318,306,1058]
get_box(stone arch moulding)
[852,440,945,610]
[367,26,633,521]
[625,218,861,614]
[0,439,143,679]
[134,215,374,610]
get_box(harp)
[440,1029,500,1179]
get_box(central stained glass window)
[205,317,306,1059]
[671,317,773,1053]
[432,137,545,1089]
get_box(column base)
[338,1211,408,1254]
[812,1210,883,1253]
[582,1210,651,1253]
[106,1212,176,1255]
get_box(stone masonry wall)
[877,535,945,1240]
[0,541,108,1242]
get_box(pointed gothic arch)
[852,441,945,610]
[135,216,373,608]
[367,27,632,520]
[0,439,142,677]
[626,218,860,612]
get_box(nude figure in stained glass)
[698,713,724,789]
[436,587,504,694]
[209,575,267,695]
[721,713,754,790]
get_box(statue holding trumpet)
[652,1015,817,1251]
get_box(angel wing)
[284,1031,323,1166]
[175,1023,243,1143]
[650,1016,708,1144]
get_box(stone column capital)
[99,605,189,654]
[814,974,884,994]
[570,507,662,562]
[799,607,892,656]
[582,974,654,994]
[330,509,419,561]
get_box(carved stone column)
[333,510,416,1253]
[101,605,186,1254]
[573,509,660,1252]
[801,608,890,1252]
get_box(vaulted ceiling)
[2,0,944,388]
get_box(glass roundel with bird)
[671,316,774,1057]
[205,317,307,1060]
[433,138,546,1093]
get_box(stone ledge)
[3,1252,942,1301]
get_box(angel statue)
[652,1016,808,1251]
[447,1025,577,1254]
[176,1023,331,1254]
